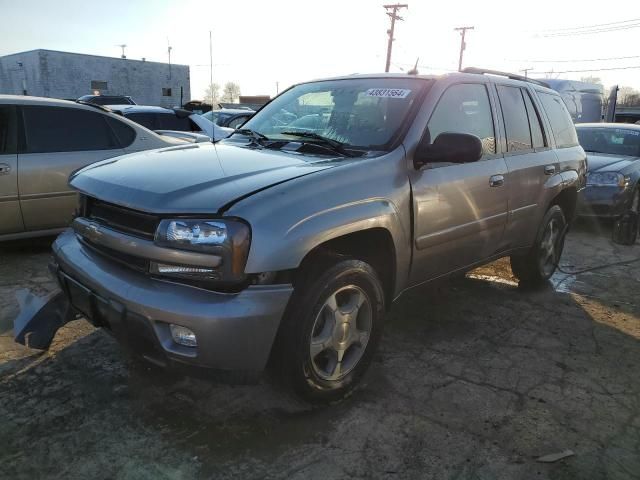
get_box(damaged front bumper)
[35,229,293,375]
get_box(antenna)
[117,44,127,59]
[407,57,419,75]
[167,37,172,79]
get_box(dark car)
[202,108,254,129]
[77,95,136,106]
[576,123,640,223]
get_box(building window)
[91,80,108,91]
[162,88,172,96]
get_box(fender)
[245,197,408,280]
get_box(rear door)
[495,84,557,247]
[18,105,125,231]
[0,105,23,235]
[409,82,509,284]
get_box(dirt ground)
[1,221,639,480]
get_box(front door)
[409,82,509,285]
[0,105,24,235]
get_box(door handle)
[544,165,556,175]
[0,163,11,175]
[489,174,504,187]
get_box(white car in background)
[108,105,233,142]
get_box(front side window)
[497,86,532,152]
[538,92,579,148]
[428,83,496,155]
[577,127,640,157]
[22,106,119,153]
[240,78,428,150]
[0,106,17,154]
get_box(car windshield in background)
[577,127,640,157]
[239,78,428,150]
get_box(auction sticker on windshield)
[366,88,411,98]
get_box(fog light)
[169,324,197,347]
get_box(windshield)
[577,127,640,157]
[238,78,428,150]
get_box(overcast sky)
[1,0,639,99]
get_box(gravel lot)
[1,221,639,480]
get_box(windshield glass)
[238,78,428,150]
[577,127,640,157]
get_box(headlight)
[153,218,250,285]
[587,172,627,187]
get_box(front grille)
[80,237,149,273]
[86,196,159,240]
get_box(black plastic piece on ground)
[612,212,638,245]
[13,289,75,350]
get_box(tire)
[510,205,568,286]
[629,187,639,244]
[272,258,386,403]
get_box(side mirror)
[414,132,483,169]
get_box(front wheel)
[272,258,386,403]
[511,205,568,286]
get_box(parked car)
[77,95,136,106]
[0,95,185,241]
[201,108,254,129]
[545,79,604,123]
[109,105,232,141]
[576,123,640,227]
[48,70,585,402]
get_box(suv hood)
[587,153,639,172]
[70,143,340,214]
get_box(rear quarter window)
[538,92,579,148]
[0,106,17,154]
[106,116,136,147]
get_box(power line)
[513,54,640,64]
[543,22,640,37]
[540,17,640,34]
[531,65,640,74]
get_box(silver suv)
[49,69,586,401]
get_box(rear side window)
[106,116,136,148]
[0,106,17,154]
[428,83,496,155]
[538,92,579,148]
[523,91,546,148]
[125,113,158,130]
[22,106,119,153]
[497,86,532,152]
[156,114,195,131]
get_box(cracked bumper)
[52,229,293,373]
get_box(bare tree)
[580,76,602,85]
[617,86,640,106]
[203,83,221,106]
[222,82,241,103]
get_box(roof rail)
[75,100,112,112]
[461,67,550,88]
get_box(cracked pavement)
[1,221,639,479]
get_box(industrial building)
[0,49,190,108]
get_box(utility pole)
[276,81,279,95]
[167,38,172,80]
[383,4,408,73]
[520,67,532,79]
[209,30,214,104]
[454,26,474,71]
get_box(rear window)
[124,113,158,130]
[538,92,579,148]
[577,127,640,157]
[156,114,194,131]
[22,106,119,153]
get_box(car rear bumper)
[577,185,633,218]
[52,229,293,374]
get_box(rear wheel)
[272,258,385,403]
[629,187,639,244]
[511,205,568,286]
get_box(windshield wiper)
[280,131,355,157]
[232,128,269,143]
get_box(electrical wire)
[539,17,640,34]
[512,55,640,64]
[542,23,640,38]
[531,65,640,74]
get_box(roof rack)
[75,100,112,112]
[461,67,550,88]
